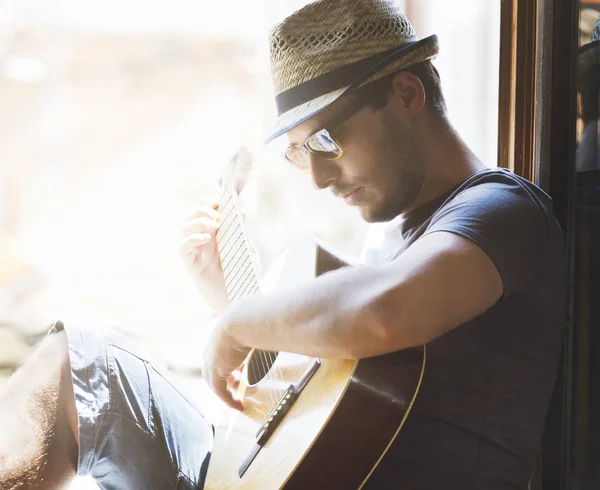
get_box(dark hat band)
[274,34,438,116]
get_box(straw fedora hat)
[265,0,439,144]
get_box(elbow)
[343,300,401,359]
[333,267,425,358]
[362,293,426,355]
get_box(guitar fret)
[223,244,252,283]
[233,283,260,302]
[225,254,253,288]
[220,237,243,269]
[225,255,255,293]
[227,263,257,299]
[231,284,257,303]
[228,268,259,301]
[220,228,246,261]
[220,232,246,268]
[231,281,260,302]
[221,194,234,214]
[217,220,242,252]
[219,193,234,214]
[217,209,238,242]
[217,189,260,303]
[219,217,244,249]
[216,200,238,241]
[230,279,257,302]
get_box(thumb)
[215,379,244,411]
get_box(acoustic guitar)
[205,148,425,489]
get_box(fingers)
[183,199,249,237]
[182,217,220,237]
[185,203,220,223]
[226,369,243,391]
[214,379,244,412]
[203,368,244,412]
[206,196,220,208]
[179,233,212,256]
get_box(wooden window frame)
[498,0,583,490]
[498,0,539,182]
[498,0,579,489]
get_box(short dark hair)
[355,60,447,115]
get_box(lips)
[342,188,361,205]
[336,187,357,198]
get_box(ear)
[389,71,426,116]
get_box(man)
[0,1,567,489]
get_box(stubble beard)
[363,121,426,223]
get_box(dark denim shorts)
[49,321,214,490]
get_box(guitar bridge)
[238,358,321,478]
[256,385,297,440]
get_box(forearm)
[224,264,398,360]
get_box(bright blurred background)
[0,1,499,487]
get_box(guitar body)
[205,240,425,489]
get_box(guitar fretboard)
[216,190,260,302]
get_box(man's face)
[286,87,426,223]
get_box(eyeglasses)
[284,95,368,173]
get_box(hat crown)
[270,0,418,95]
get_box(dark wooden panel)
[499,0,579,488]
[537,0,579,488]
[498,0,539,182]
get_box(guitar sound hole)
[247,350,279,385]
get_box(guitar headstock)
[219,146,255,198]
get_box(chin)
[361,200,405,223]
[361,206,390,223]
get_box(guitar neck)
[216,189,260,303]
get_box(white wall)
[1,0,266,37]
[416,0,501,167]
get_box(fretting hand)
[180,199,230,314]
[180,198,261,314]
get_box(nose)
[308,153,340,190]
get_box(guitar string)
[222,244,251,286]
[222,239,254,286]
[219,193,287,404]
[226,259,256,300]
[219,194,286,405]
[217,194,264,396]
[220,226,245,273]
[217,191,284,408]
[220,191,287,405]
[227,273,277,408]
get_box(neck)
[407,114,486,212]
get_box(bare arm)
[225,231,503,359]
[204,231,503,409]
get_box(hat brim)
[264,35,439,144]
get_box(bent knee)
[0,329,78,446]
[1,330,68,399]
[0,330,78,488]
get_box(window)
[0,4,502,487]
